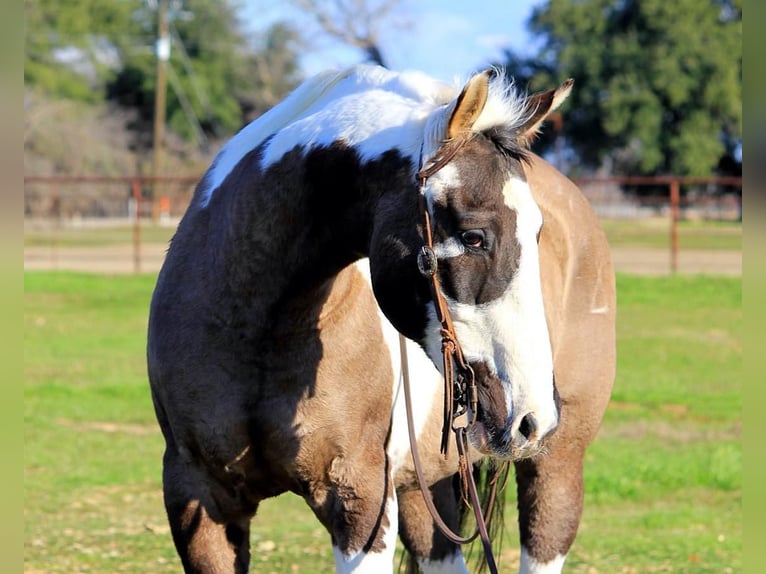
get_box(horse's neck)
[198,146,412,339]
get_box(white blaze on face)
[423,175,558,441]
[496,177,557,437]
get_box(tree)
[24,0,142,101]
[242,22,304,121]
[25,0,302,150]
[507,0,741,178]
[290,0,402,67]
[106,0,302,148]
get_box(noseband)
[398,139,502,573]
[416,150,479,456]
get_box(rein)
[397,140,501,573]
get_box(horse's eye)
[460,229,486,250]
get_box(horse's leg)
[511,268,615,574]
[306,451,398,573]
[513,435,584,574]
[397,477,469,574]
[513,381,612,572]
[162,445,254,574]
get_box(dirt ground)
[23,243,741,276]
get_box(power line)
[151,0,169,220]
[166,62,210,152]
[168,20,216,134]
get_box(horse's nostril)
[518,413,538,441]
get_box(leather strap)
[415,191,478,456]
[399,334,500,572]
[397,137,501,572]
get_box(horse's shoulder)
[525,154,615,333]
[525,154,611,266]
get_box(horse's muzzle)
[508,410,558,459]
[468,417,555,461]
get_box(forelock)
[471,70,535,135]
[420,70,535,171]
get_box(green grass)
[24,218,742,252]
[24,224,177,247]
[24,272,741,573]
[599,218,742,251]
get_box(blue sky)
[243,0,543,83]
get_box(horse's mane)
[199,67,358,206]
[199,65,533,206]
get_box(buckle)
[417,245,438,277]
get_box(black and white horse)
[148,65,615,573]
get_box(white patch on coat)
[354,260,441,475]
[199,64,535,209]
[433,237,466,259]
[520,547,567,574]
[418,552,471,574]
[422,163,460,213]
[199,68,357,206]
[260,65,457,170]
[426,164,463,260]
[332,490,398,573]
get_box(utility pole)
[152,0,169,221]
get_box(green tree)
[239,22,304,123]
[25,0,302,148]
[511,0,741,177]
[107,0,302,148]
[24,0,142,101]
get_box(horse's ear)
[446,70,491,140]
[517,79,574,146]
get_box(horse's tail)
[398,459,510,574]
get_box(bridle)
[398,138,505,573]
[414,140,479,457]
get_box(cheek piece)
[398,139,502,574]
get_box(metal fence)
[24,173,741,274]
[572,176,741,272]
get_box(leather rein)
[397,140,503,573]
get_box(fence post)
[51,181,61,270]
[132,178,142,274]
[669,179,680,273]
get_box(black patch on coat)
[470,360,510,449]
[429,134,527,305]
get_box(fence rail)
[24,173,741,274]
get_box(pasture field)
[24,217,742,252]
[24,222,177,247]
[598,218,742,251]
[24,272,741,573]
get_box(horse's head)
[370,70,573,461]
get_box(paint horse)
[147,65,615,573]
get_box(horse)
[147,64,616,574]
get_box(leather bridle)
[397,140,504,573]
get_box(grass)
[24,218,741,252]
[24,224,177,248]
[24,272,741,573]
[599,218,742,251]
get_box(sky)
[243,0,543,83]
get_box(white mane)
[199,64,532,207]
